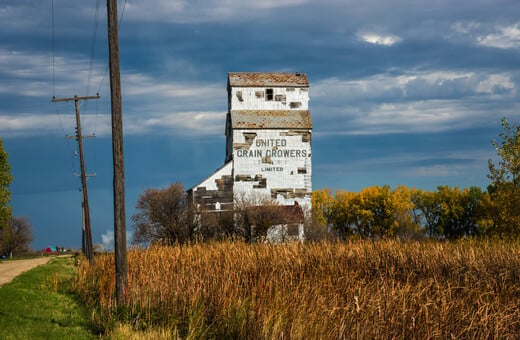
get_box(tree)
[411,189,442,238]
[0,136,13,231]
[489,117,520,187]
[312,189,334,227]
[131,183,192,245]
[324,186,420,240]
[0,217,33,256]
[436,186,484,239]
[387,185,421,239]
[487,117,520,236]
[329,190,356,239]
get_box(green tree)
[412,189,442,237]
[487,117,520,236]
[0,136,13,231]
[437,186,484,239]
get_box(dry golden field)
[74,239,520,338]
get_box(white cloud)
[313,71,516,103]
[475,74,515,95]
[123,73,221,99]
[0,48,106,98]
[452,21,481,35]
[0,114,76,137]
[452,21,520,49]
[477,23,520,49]
[100,230,114,251]
[99,229,133,251]
[357,32,403,46]
[312,71,519,136]
[0,110,225,138]
[143,111,225,135]
[124,0,310,23]
[0,48,225,138]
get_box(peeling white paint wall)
[230,87,309,110]
[232,129,312,211]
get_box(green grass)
[0,256,95,339]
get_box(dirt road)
[0,257,52,287]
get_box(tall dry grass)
[74,239,520,338]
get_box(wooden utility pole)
[52,94,99,263]
[107,0,128,304]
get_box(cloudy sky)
[1,0,519,249]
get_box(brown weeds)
[74,239,520,338]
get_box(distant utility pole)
[107,0,128,304]
[52,94,99,263]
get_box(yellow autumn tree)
[331,190,358,238]
[387,185,421,238]
[312,188,334,227]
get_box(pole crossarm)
[51,95,100,103]
[66,134,96,140]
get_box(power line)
[51,0,56,99]
[97,0,128,96]
[51,0,77,176]
[86,0,102,98]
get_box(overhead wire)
[96,0,129,97]
[51,0,56,99]
[86,0,101,98]
[51,0,69,138]
[50,1,80,184]
[90,0,128,180]
[86,0,101,141]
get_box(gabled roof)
[187,160,233,192]
[228,72,309,87]
[230,110,312,129]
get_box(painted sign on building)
[188,72,312,241]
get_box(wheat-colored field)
[74,239,520,338]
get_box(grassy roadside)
[0,256,95,339]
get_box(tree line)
[312,185,486,239]
[313,118,520,240]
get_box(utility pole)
[107,0,128,304]
[52,94,99,263]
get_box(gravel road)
[0,257,52,287]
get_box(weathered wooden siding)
[190,161,234,212]
[230,86,309,111]
[232,128,312,210]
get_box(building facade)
[188,72,312,241]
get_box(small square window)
[266,88,273,101]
